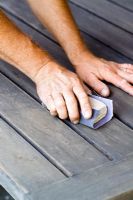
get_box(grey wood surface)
[0,73,109,176]
[110,0,133,12]
[0,0,133,129]
[70,0,133,34]
[1,115,133,200]
[0,0,133,199]
[0,14,133,161]
[1,0,133,60]
[0,119,65,200]
[36,154,133,200]
[70,118,133,161]
[69,2,133,60]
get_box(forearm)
[27,0,94,64]
[0,11,93,122]
[0,10,52,81]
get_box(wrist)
[70,48,98,69]
[33,60,59,85]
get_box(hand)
[73,52,133,96]
[34,61,92,123]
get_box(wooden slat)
[0,2,133,199]
[1,59,133,162]
[1,118,133,200]
[0,1,133,128]
[1,0,133,60]
[38,154,133,200]
[1,60,132,129]
[0,1,133,160]
[0,73,109,176]
[0,119,65,200]
[0,6,133,160]
[69,118,133,161]
[69,2,133,60]
[70,0,133,34]
[110,0,133,12]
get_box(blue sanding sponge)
[80,95,113,129]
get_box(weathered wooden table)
[0,0,133,199]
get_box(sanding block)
[80,95,113,129]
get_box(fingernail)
[73,120,79,124]
[101,88,109,96]
[83,111,92,119]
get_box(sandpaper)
[80,95,113,129]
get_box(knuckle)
[80,92,88,99]
[67,97,75,104]
[105,66,112,74]
[56,101,66,109]
[83,102,90,110]
[118,79,127,88]
[71,74,80,83]
[45,94,52,102]
[79,94,89,103]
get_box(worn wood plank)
[69,118,133,161]
[110,0,133,12]
[0,73,109,176]
[1,0,133,60]
[0,1,133,160]
[35,154,133,200]
[1,118,133,200]
[69,2,133,60]
[0,119,65,200]
[1,114,133,200]
[0,7,133,160]
[1,59,132,129]
[0,1,133,129]
[1,66,133,164]
[70,0,133,34]
[0,2,133,199]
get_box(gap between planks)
[0,114,72,178]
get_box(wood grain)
[1,0,133,59]
[0,4,132,161]
[38,154,133,200]
[0,73,109,176]
[0,119,65,200]
[109,0,133,12]
[0,1,132,128]
[70,0,133,34]
[0,0,133,199]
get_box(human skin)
[27,0,133,96]
[0,10,91,124]
[0,0,133,123]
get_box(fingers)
[73,85,92,119]
[52,85,92,123]
[44,95,58,116]
[63,90,80,124]
[39,85,92,124]
[118,63,133,73]
[52,93,68,120]
[102,62,133,95]
[86,73,110,96]
[82,83,92,95]
[105,71,133,96]
[117,70,133,84]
